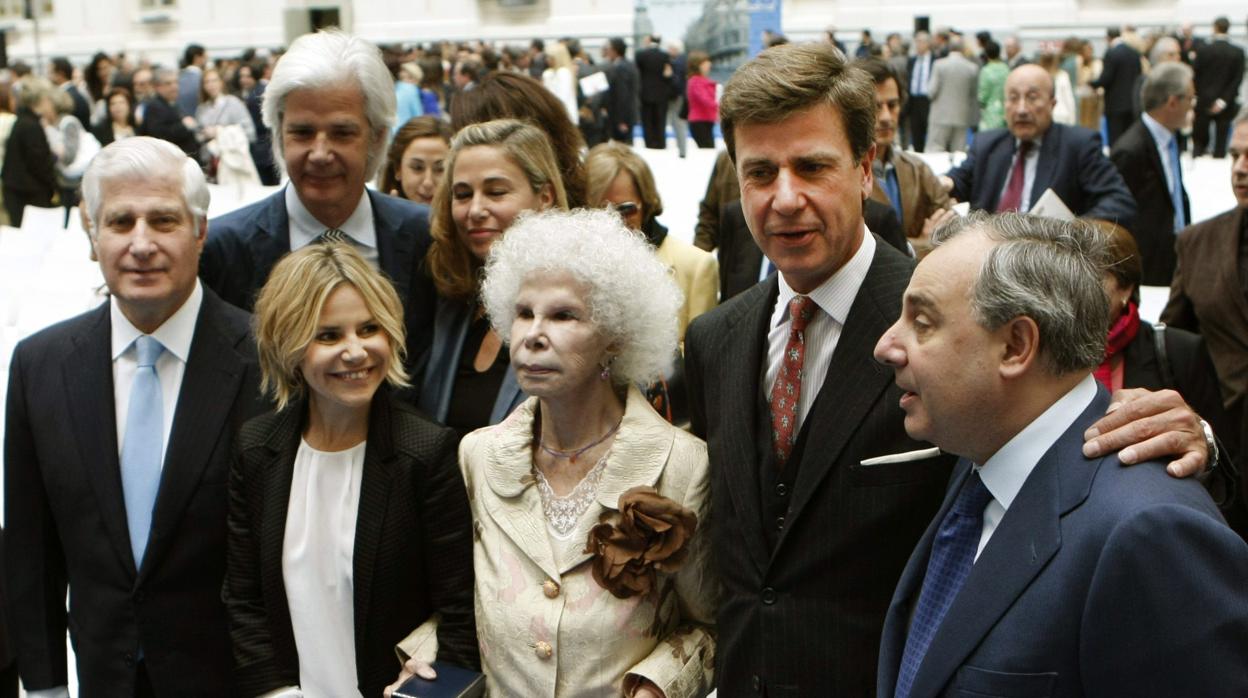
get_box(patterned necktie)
[894,470,995,698]
[995,140,1033,213]
[769,295,817,466]
[120,335,165,569]
[1168,136,1186,231]
[319,228,348,245]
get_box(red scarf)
[1094,301,1140,390]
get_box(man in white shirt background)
[3,136,266,697]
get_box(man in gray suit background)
[926,39,980,152]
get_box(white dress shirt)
[285,185,379,269]
[973,375,1098,560]
[282,439,367,698]
[998,135,1043,213]
[1141,112,1180,196]
[111,280,203,465]
[764,232,876,433]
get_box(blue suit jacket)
[946,123,1137,225]
[877,388,1248,698]
[416,295,525,426]
[201,188,437,380]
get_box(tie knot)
[952,471,994,517]
[1017,140,1033,157]
[788,295,817,332]
[134,335,163,368]
[320,228,348,245]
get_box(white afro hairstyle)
[481,208,683,387]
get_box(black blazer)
[3,289,265,697]
[224,389,478,697]
[201,189,437,383]
[946,123,1137,225]
[1,108,56,199]
[605,58,640,127]
[1109,118,1190,285]
[1194,39,1245,111]
[137,96,199,156]
[686,241,955,696]
[716,198,909,302]
[1092,42,1142,115]
[635,46,671,104]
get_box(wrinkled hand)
[1082,388,1208,478]
[921,208,959,238]
[383,658,436,697]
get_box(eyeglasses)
[611,201,639,216]
[1005,91,1050,107]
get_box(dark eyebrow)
[904,291,941,317]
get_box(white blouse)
[282,439,366,698]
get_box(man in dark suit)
[137,68,200,157]
[945,64,1136,224]
[48,57,91,129]
[1163,112,1248,477]
[1110,62,1195,285]
[689,42,1222,696]
[635,35,671,150]
[907,31,935,152]
[1091,27,1142,147]
[200,31,434,376]
[1193,17,1245,158]
[875,213,1248,698]
[603,37,640,144]
[4,136,266,697]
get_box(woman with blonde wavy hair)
[418,118,568,438]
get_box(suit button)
[775,515,785,531]
[774,483,788,497]
[542,580,560,598]
[752,674,762,692]
[124,652,135,667]
[761,587,777,605]
[534,640,553,659]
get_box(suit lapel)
[371,191,414,300]
[142,293,246,579]
[983,135,1015,210]
[909,393,1107,697]
[896,154,923,236]
[774,244,910,555]
[64,305,135,574]
[1029,130,1059,209]
[353,394,398,652]
[717,281,776,571]
[258,407,300,629]
[1217,209,1248,330]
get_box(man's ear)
[998,315,1041,379]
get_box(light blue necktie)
[121,335,164,569]
[1168,136,1186,232]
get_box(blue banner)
[747,0,782,57]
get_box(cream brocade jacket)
[401,387,716,697]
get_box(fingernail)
[1121,448,1135,463]
[1106,402,1120,413]
[1082,441,1097,457]
[1084,427,1099,439]
[1167,463,1180,476]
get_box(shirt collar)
[1141,112,1174,149]
[285,185,376,252]
[873,145,898,175]
[110,279,203,363]
[1014,133,1044,152]
[976,374,1098,512]
[773,229,876,329]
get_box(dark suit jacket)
[716,198,909,302]
[137,96,199,156]
[201,188,436,379]
[1109,118,1190,285]
[224,389,478,696]
[1,108,56,199]
[635,46,671,104]
[1092,42,1142,115]
[3,289,266,697]
[605,57,640,128]
[1194,38,1245,111]
[687,241,955,696]
[877,389,1248,698]
[946,123,1137,224]
[63,83,92,133]
[417,294,525,427]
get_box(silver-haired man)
[200,30,433,368]
[875,212,1248,697]
[4,137,266,697]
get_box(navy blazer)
[946,123,1137,225]
[417,294,525,427]
[878,387,1248,698]
[201,188,437,380]
[3,289,267,697]
[1109,118,1190,285]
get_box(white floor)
[0,138,1241,696]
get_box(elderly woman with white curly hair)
[391,208,716,698]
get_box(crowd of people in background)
[0,13,1247,698]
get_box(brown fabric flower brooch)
[584,486,698,599]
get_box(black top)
[446,313,509,440]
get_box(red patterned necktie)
[995,140,1033,213]
[769,295,817,466]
